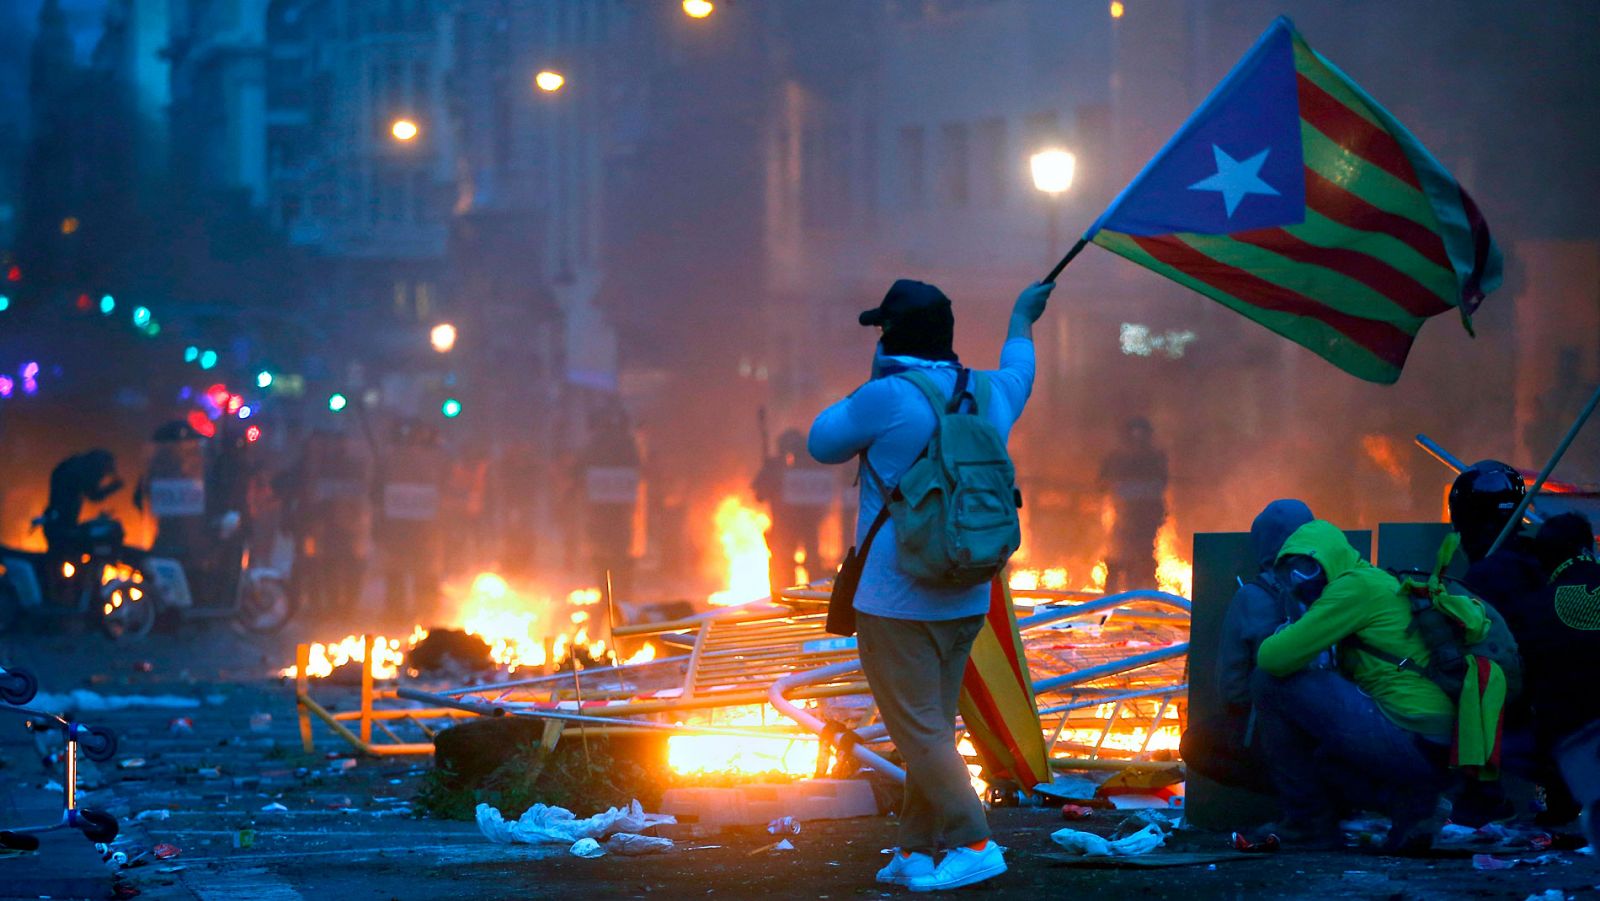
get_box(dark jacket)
[1505,554,1600,748]
[1464,534,1544,620]
[1216,500,1315,710]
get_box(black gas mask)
[1275,554,1328,604]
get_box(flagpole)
[1486,381,1600,557]
[1042,238,1089,284]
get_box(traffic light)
[199,349,218,370]
[131,306,152,327]
[184,346,199,363]
[328,393,348,413]
[99,294,115,314]
[256,370,273,389]
[0,295,9,312]
[441,397,462,419]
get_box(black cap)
[859,279,951,327]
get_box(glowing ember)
[281,634,407,680]
[707,495,771,606]
[1008,563,1108,594]
[957,736,989,798]
[666,704,816,776]
[282,573,639,679]
[1154,518,1192,598]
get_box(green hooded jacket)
[1256,520,1455,739]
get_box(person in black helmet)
[1448,460,1547,825]
[1450,460,1544,618]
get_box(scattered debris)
[606,833,675,856]
[570,838,606,859]
[477,801,675,846]
[1052,823,1166,857]
[767,816,801,835]
[1060,805,1095,820]
[134,810,170,822]
[169,717,194,735]
[118,758,147,770]
[1229,832,1280,853]
[249,713,273,733]
[260,802,288,812]
[152,843,181,860]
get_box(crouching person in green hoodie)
[1251,520,1456,854]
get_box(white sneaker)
[876,849,936,885]
[907,842,1006,892]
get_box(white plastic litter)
[606,833,675,855]
[260,802,288,812]
[1051,823,1166,857]
[476,800,676,846]
[773,839,795,852]
[1524,891,1565,901]
[1436,824,1478,842]
[135,810,172,822]
[569,838,606,858]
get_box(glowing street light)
[682,0,715,18]
[391,118,420,141]
[256,370,274,389]
[328,393,348,413]
[429,322,458,353]
[441,397,462,419]
[1031,148,1077,258]
[535,70,566,93]
[1110,1,1125,18]
[1030,149,1077,195]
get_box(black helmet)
[1448,460,1525,561]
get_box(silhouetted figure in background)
[1100,417,1167,594]
[581,402,639,599]
[376,420,444,620]
[754,428,832,595]
[285,428,370,619]
[42,449,124,556]
[136,420,208,558]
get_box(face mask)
[1279,556,1327,603]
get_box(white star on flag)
[1188,145,1279,217]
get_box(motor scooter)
[0,515,153,639]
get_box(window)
[974,117,1007,207]
[897,125,925,210]
[938,123,970,208]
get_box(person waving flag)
[1077,16,1501,384]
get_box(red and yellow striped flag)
[1087,17,1501,384]
[958,574,1051,791]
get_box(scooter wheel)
[75,809,118,844]
[77,725,118,763]
[235,576,296,634]
[99,580,155,642]
[0,667,38,706]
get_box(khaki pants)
[857,611,989,854]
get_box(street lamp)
[430,322,457,354]
[1030,149,1077,256]
[391,118,420,141]
[682,0,715,18]
[535,70,565,93]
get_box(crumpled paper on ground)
[1051,823,1166,857]
[476,800,676,846]
[569,838,605,858]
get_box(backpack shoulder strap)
[897,368,972,415]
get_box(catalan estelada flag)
[1087,16,1501,384]
[958,575,1051,792]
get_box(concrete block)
[659,778,877,827]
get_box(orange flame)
[707,495,771,606]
